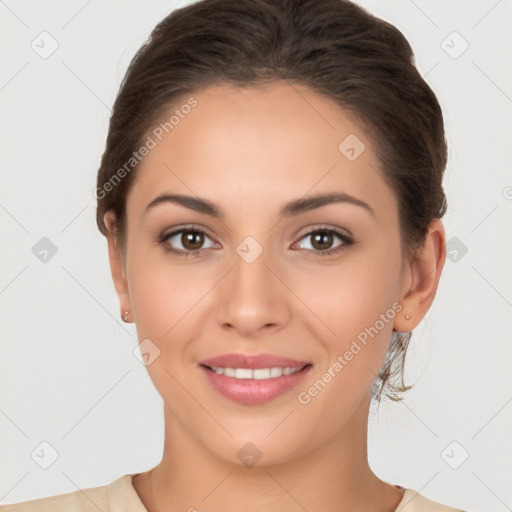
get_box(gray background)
[1,1,511,510]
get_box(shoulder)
[396,489,467,512]
[0,474,142,512]
[0,482,108,512]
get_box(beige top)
[0,474,466,511]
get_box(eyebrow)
[144,191,375,219]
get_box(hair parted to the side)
[96,0,448,403]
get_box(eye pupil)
[312,231,333,250]
[182,230,204,250]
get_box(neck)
[135,395,403,512]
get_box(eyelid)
[291,225,354,253]
[157,224,220,252]
[293,223,353,242]
[160,223,217,240]
[158,223,355,255]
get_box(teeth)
[270,367,282,377]
[253,368,270,379]
[235,368,252,379]
[209,366,302,379]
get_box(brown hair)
[96,0,448,402]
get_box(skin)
[104,80,446,512]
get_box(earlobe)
[103,211,131,313]
[393,219,446,333]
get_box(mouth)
[199,353,313,405]
[204,365,306,379]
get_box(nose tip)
[215,251,291,337]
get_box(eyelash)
[157,224,355,258]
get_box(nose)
[215,240,292,338]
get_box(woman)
[1,0,466,510]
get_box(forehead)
[127,81,396,219]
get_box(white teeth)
[253,368,270,379]
[270,367,282,377]
[235,368,252,379]
[209,366,301,379]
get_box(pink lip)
[200,353,310,369]
[199,353,312,405]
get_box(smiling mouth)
[201,364,311,380]
[198,352,313,405]
[199,362,313,405]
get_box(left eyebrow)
[279,191,376,219]
[143,191,376,219]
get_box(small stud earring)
[405,313,411,321]
[122,310,129,322]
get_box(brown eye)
[294,228,354,256]
[310,231,335,251]
[159,227,218,255]
[181,230,205,251]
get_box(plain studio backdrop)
[0,1,511,511]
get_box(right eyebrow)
[144,193,224,218]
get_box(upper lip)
[199,353,311,370]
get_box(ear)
[394,219,446,332]
[103,211,131,319]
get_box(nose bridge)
[231,233,274,298]
[215,232,288,333]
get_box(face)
[107,81,424,466]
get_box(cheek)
[293,260,401,429]
[298,246,401,342]
[126,241,210,329]
[292,244,402,398]
[126,253,207,402]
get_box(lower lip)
[200,365,311,405]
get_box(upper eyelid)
[162,224,217,242]
[295,224,352,240]
[161,225,351,248]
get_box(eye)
[158,226,219,256]
[157,225,355,258]
[293,227,354,256]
